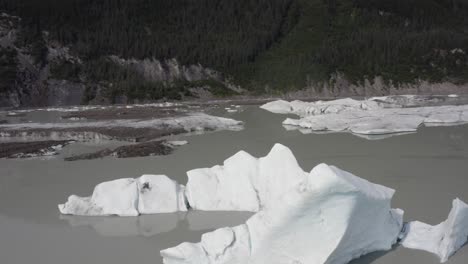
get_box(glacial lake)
[0,105,467,264]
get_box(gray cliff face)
[109,56,221,83]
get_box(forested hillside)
[0,0,468,106]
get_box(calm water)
[0,106,467,264]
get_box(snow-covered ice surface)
[0,113,243,133]
[59,175,187,216]
[0,102,181,114]
[58,144,307,215]
[166,140,189,146]
[186,144,307,211]
[162,163,404,264]
[401,198,468,263]
[261,96,468,138]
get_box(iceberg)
[161,163,404,264]
[400,198,468,262]
[58,143,466,263]
[260,98,380,116]
[261,97,468,137]
[58,175,187,216]
[59,144,307,215]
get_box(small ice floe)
[400,198,468,262]
[6,112,19,117]
[67,117,87,121]
[58,175,187,216]
[224,107,238,113]
[166,140,188,146]
[261,97,468,138]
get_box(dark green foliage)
[0,47,18,92]
[181,79,238,97]
[236,0,468,90]
[81,57,232,102]
[50,61,82,81]
[1,0,468,95]
[0,0,296,70]
[313,0,468,84]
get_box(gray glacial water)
[0,106,467,264]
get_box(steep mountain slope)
[0,0,467,106]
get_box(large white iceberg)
[400,198,468,262]
[58,143,467,263]
[261,96,468,137]
[161,163,404,264]
[58,175,187,216]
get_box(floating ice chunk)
[262,98,468,138]
[58,178,139,216]
[137,175,187,214]
[400,198,468,262]
[185,144,307,212]
[166,140,188,146]
[162,163,404,264]
[260,100,293,114]
[59,175,187,216]
[349,115,424,135]
[261,98,381,116]
[425,112,462,124]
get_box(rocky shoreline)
[64,140,177,161]
[0,103,242,160]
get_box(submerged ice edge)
[260,96,468,137]
[58,143,467,263]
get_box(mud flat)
[0,140,72,158]
[61,107,183,121]
[0,126,187,142]
[65,140,175,161]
